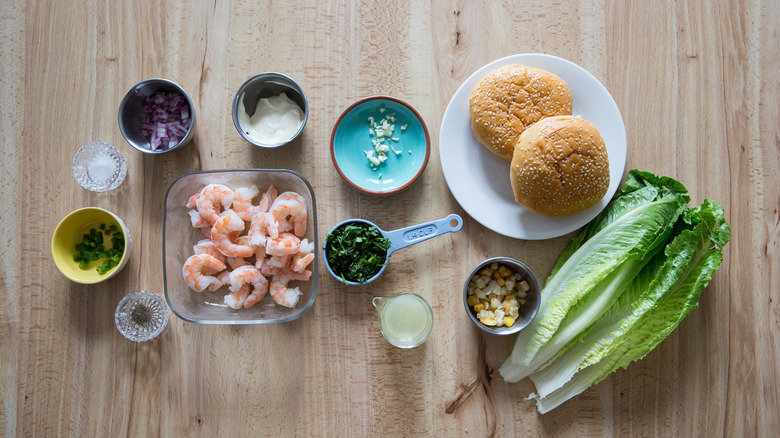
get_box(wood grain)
[2,0,778,436]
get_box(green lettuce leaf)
[528,199,730,413]
[500,172,688,382]
[547,170,691,281]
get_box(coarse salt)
[87,153,117,183]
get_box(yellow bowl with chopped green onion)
[51,207,132,284]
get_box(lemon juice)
[373,293,433,348]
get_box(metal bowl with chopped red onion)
[118,78,196,154]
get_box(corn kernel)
[490,297,501,310]
[504,317,515,327]
[490,262,498,270]
[473,303,485,312]
[520,280,530,292]
[481,318,496,326]
[505,279,515,291]
[479,269,492,277]
[500,268,512,278]
[467,295,480,307]
[496,277,505,286]
[492,271,501,280]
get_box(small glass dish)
[72,142,127,192]
[115,291,169,341]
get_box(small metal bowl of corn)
[463,257,541,335]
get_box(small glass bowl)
[115,291,169,341]
[72,142,127,192]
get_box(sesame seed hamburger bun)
[510,115,609,217]
[470,65,573,160]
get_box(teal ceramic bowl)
[330,96,430,195]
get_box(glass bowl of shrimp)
[162,169,318,324]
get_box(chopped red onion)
[139,91,192,151]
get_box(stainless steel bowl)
[118,78,196,154]
[463,257,541,335]
[232,72,308,148]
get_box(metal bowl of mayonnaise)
[232,72,309,148]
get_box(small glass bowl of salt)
[72,141,127,192]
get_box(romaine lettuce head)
[526,199,730,413]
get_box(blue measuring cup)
[323,214,463,285]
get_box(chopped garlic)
[364,113,407,170]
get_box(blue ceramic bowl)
[330,96,430,195]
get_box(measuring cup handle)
[384,214,463,254]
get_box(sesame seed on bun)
[470,65,573,161]
[510,115,610,217]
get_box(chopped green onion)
[73,222,125,274]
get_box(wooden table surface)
[3,1,778,436]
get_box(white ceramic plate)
[439,53,627,240]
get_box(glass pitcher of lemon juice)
[372,293,434,348]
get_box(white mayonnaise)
[238,92,304,144]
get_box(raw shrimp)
[182,254,226,292]
[256,186,278,213]
[211,210,255,258]
[196,184,234,226]
[233,185,260,221]
[248,211,279,247]
[266,232,301,256]
[269,191,308,237]
[269,272,302,308]
[228,265,269,309]
[193,239,227,264]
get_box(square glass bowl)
[163,169,318,324]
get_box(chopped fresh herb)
[325,222,391,284]
[73,222,125,275]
